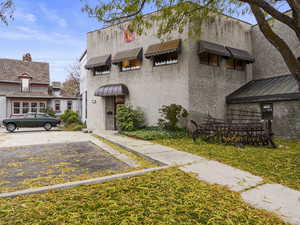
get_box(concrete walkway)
[95,130,300,225]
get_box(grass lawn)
[121,128,300,192]
[154,138,300,191]
[0,168,288,225]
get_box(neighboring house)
[48,81,81,116]
[79,50,88,124]
[81,11,300,139]
[0,54,80,122]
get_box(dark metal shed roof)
[226,47,255,63]
[112,48,143,64]
[198,41,231,57]
[227,74,300,104]
[145,39,181,58]
[94,84,129,97]
[85,55,111,70]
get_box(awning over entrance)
[112,48,143,65]
[226,47,255,63]
[198,41,231,57]
[94,84,129,97]
[85,55,111,70]
[145,39,181,58]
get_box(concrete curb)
[98,135,166,166]
[0,166,170,198]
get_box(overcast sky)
[0,0,266,83]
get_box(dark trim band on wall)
[226,93,300,104]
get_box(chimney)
[22,53,32,62]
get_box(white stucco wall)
[188,15,253,120]
[86,21,190,131]
[80,52,88,123]
[252,11,300,79]
[0,96,6,123]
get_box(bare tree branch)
[240,0,300,40]
[0,0,14,25]
[250,3,300,85]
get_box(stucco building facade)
[81,12,300,139]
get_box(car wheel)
[6,123,16,133]
[44,122,52,131]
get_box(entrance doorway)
[105,95,126,130]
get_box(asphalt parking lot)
[0,141,129,192]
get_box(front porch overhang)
[94,84,129,97]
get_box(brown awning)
[145,39,181,58]
[94,84,129,97]
[85,55,111,70]
[112,48,143,64]
[198,41,231,57]
[226,47,255,63]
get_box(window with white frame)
[12,101,47,115]
[22,102,29,114]
[67,100,72,110]
[13,102,21,114]
[39,102,46,113]
[21,78,30,92]
[55,100,61,112]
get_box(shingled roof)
[0,58,49,84]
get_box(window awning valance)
[85,55,111,70]
[94,84,129,97]
[198,41,231,57]
[112,47,143,65]
[226,47,255,63]
[145,39,181,58]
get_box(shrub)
[121,127,188,140]
[64,123,84,131]
[46,107,56,117]
[158,104,189,130]
[116,104,144,131]
[60,110,81,126]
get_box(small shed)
[226,74,300,139]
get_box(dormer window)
[22,78,30,92]
[18,73,32,92]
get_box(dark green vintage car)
[2,113,61,132]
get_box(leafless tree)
[62,61,80,96]
[0,0,14,25]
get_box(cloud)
[39,4,68,28]
[14,9,37,23]
[0,26,84,47]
